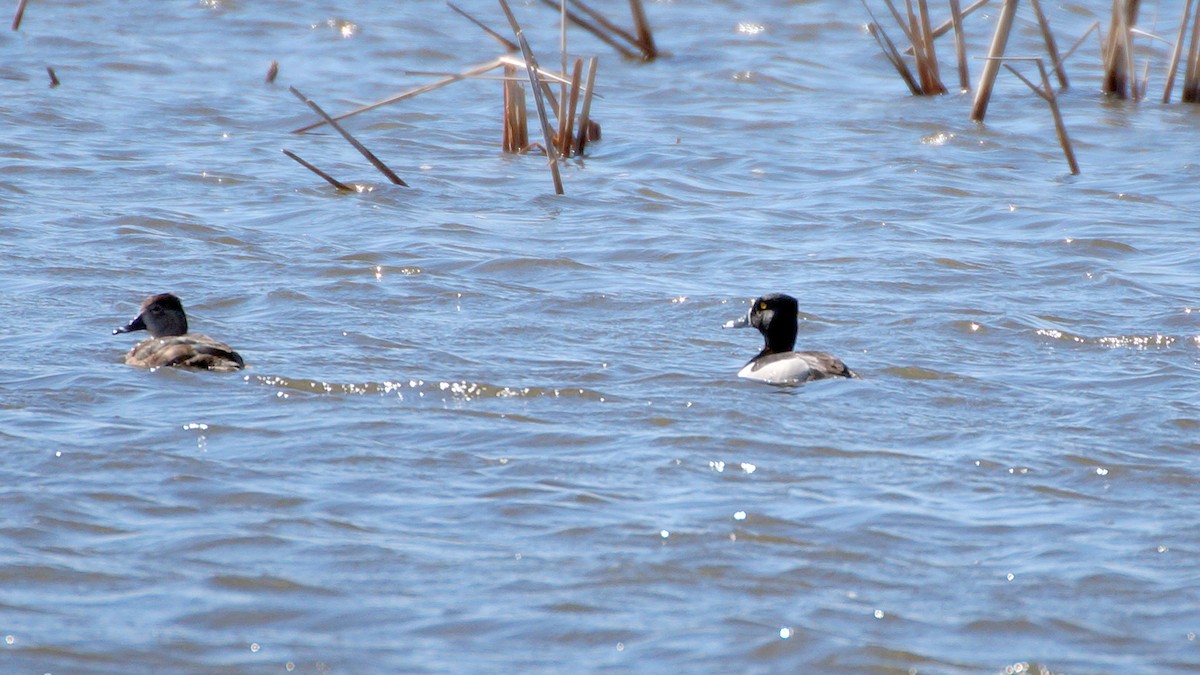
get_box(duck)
[113,293,245,372]
[723,293,855,384]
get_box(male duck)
[113,293,245,372]
[724,293,855,384]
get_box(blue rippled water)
[2,0,1199,672]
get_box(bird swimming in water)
[724,293,855,384]
[113,293,244,372]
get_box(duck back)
[126,334,244,372]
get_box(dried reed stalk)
[558,58,584,157]
[861,0,922,94]
[1053,21,1099,73]
[629,0,657,60]
[574,57,599,155]
[498,54,577,108]
[502,64,530,152]
[498,0,565,194]
[282,149,353,191]
[1102,0,1141,98]
[559,0,568,148]
[866,0,944,94]
[265,60,279,84]
[447,2,518,51]
[1161,0,1195,101]
[11,0,28,31]
[1181,0,1200,101]
[948,0,970,90]
[913,0,947,94]
[1028,0,1067,87]
[291,59,503,134]
[1000,58,1078,174]
[902,0,990,55]
[289,86,408,186]
[970,0,1020,121]
[867,21,923,95]
[536,0,640,60]
[47,66,59,88]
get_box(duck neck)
[762,323,796,356]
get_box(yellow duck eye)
[758,302,768,310]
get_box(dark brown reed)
[1102,0,1141,98]
[1028,0,1067,88]
[289,86,408,187]
[948,0,970,90]
[558,58,584,157]
[282,149,353,191]
[864,0,944,95]
[502,64,530,153]
[861,0,921,95]
[292,59,503,134]
[866,21,922,95]
[574,57,599,155]
[629,0,657,60]
[1000,57,1079,174]
[11,0,28,31]
[902,0,990,55]
[447,2,518,52]
[47,66,59,88]
[912,0,947,94]
[1178,0,1200,101]
[536,0,640,60]
[265,60,279,84]
[498,0,565,194]
[1161,0,1194,101]
[970,0,1019,121]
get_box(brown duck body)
[114,293,245,372]
[124,334,244,371]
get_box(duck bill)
[113,313,147,335]
[722,310,751,329]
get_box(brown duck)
[113,293,245,372]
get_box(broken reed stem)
[498,0,565,194]
[881,0,918,47]
[559,58,584,157]
[566,0,642,52]
[282,149,353,191]
[906,0,929,90]
[559,0,568,149]
[629,0,657,59]
[292,59,503,134]
[536,0,640,60]
[47,66,59,88]
[870,0,942,94]
[970,0,1020,121]
[1102,0,1141,98]
[902,0,990,55]
[1000,58,1078,174]
[1161,0,1195,102]
[574,56,598,155]
[447,2,518,51]
[867,21,923,95]
[860,0,921,94]
[948,0,970,90]
[288,86,408,187]
[1183,0,1200,101]
[502,63,530,153]
[1053,21,1099,74]
[265,60,279,84]
[916,0,947,94]
[1028,0,1068,88]
[11,0,28,31]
